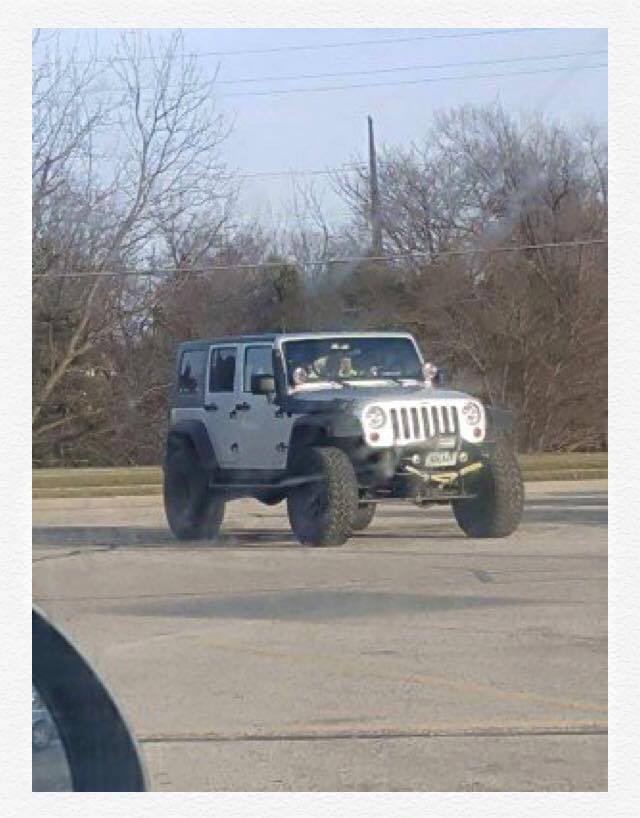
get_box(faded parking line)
[137,718,607,744]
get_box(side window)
[209,347,237,393]
[178,350,205,394]
[244,346,274,391]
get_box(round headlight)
[364,405,387,429]
[462,401,481,425]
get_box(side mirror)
[423,362,447,387]
[251,374,276,395]
[434,367,447,387]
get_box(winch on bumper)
[355,440,488,504]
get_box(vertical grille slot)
[421,406,432,437]
[438,405,447,434]
[400,408,411,439]
[390,409,400,440]
[450,406,459,435]
[410,407,420,438]
[431,406,440,436]
[443,406,452,434]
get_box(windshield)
[283,336,423,387]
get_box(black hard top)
[176,331,414,352]
[177,334,277,351]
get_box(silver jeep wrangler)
[163,332,524,546]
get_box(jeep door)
[203,345,241,467]
[235,343,293,470]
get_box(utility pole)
[368,115,383,256]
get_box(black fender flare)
[484,407,516,443]
[166,419,217,471]
[287,413,363,468]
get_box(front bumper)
[354,439,492,501]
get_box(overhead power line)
[217,49,606,86]
[237,164,364,179]
[33,28,544,68]
[47,50,607,101]
[32,239,607,280]
[222,62,607,98]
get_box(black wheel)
[32,719,53,750]
[353,502,376,531]
[452,437,524,538]
[163,442,225,540]
[287,446,358,546]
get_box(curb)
[33,468,607,499]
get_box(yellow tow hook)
[429,471,459,486]
[405,460,484,487]
[458,462,484,478]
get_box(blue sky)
[34,28,607,229]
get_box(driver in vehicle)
[291,349,357,384]
[290,344,420,386]
[313,352,357,380]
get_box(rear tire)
[353,502,376,531]
[452,437,524,538]
[287,446,358,546]
[164,443,225,540]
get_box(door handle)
[230,401,250,418]
[204,402,218,411]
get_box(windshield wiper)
[340,376,406,386]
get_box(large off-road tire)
[163,443,225,540]
[352,502,376,531]
[452,437,524,538]
[287,446,359,546]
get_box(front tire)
[452,438,524,538]
[287,446,358,546]
[353,502,376,531]
[164,443,225,540]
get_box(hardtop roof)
[177,334,276,350]
[176,331,415,350]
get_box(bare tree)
[32,86,606,463]
[335,103,607,451]
[32,31,235,463]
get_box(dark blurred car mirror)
[32,607,146,791]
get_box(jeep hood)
[283,384,475,413]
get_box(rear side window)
[244,346,274,391]
[209,347,237,392]
[178,350,205,394]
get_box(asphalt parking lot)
[32,480,607,791]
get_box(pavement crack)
[137,721,608,745]
[32,545,116,563]
[471,570,495,583]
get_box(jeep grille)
[389,403,459,443]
